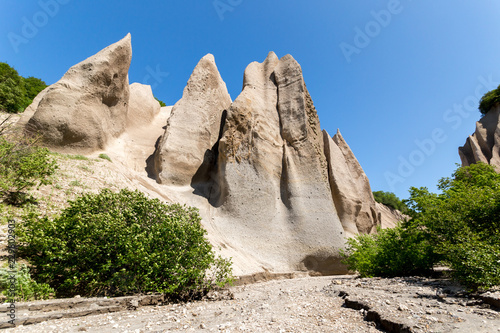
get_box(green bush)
[479,84,500,115]
[340,224,438,278]
[0,63,46,113]
[406,163,500,289]
[0,118,57,205]
[372,191,407,212]
[345,164,500,290]
[0,264,54,302]
[18,189,233,298]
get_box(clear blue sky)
[2,1,500,199]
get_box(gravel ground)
[4,276,382,333]
[325,276,500,333]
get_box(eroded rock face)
[127,83,161,128]
[323,130,380,237]
[459,106,500,170]
[151,54,232,187]
[24,34,132,151]
[211,53,347,274]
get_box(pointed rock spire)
[25,34,132,151]
[151,54,232,186]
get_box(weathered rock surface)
[208,53,346,275]
[16,38,387,277]
[151,54,232,186]
[127,83,161,128]
[324,129,380,237]
[459,105,500,170]
[23,34,132,151]
[376,202,406,229]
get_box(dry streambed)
[2,275,499,332]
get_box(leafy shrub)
[0,264,54,302]
[479,84,500,115]
[340,224,438,278]
[0,63,46,113]
[372,190,407,212]
[18,189,233,298]
[0,117,57,205]
[406,163,500,290]
[345,164,500,290]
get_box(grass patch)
[98,153,112,162]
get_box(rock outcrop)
[127,83,161,128]
[324,129,380,237]
[18,35,388,276]
[150,52,382,274]
[208,52,347,274]
[24,34,132,151]
[459,105,500,170]
[151,54,232,187]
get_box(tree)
[344,163,500,290]
[0,62,47,113]
[372,190,407,212]
[0,62,26,113]
[405,163,500,289]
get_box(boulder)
[127,83,161,128]
[151,54,232,187]
[24,34,132,151]
[459,105,500,170]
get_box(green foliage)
[18,189,234,298]
[372,190,407,212]
[0,118,57,205]
[345,164,500,290]
[479,84,500,115]
[22,76,47,101]
[0,264,54,302]
[155,97,166,107]
[0,63,26,113]
[340,224,439,278]
[0,63,47,113]
[406,163,500,289]
[98,153,112,162]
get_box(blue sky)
[1,0,500,199]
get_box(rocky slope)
[18,34,403,277]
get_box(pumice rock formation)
[324,129,379,237]
[152,54,232,187]
[24,33,132,151]
[152,52,381,274]
[19,34,394,276]
[459,105,500,170]
[127,83,161,128]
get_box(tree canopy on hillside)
[0,62,47,113]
